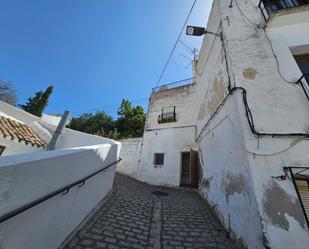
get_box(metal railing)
[0,158,121,224]
[158,108,176,124]
[259,0,309,21]
[297,74,309,101]
[152,77,195,93]
[285,167,309,229]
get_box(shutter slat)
[296,180,309,230]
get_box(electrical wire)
[233,0,295,84]
[234,0,263,28]
[246,138,307,157]
[154,0,197,87]
[263,30,295,84]
[72,97,149,115]
[195,87,309,142]
[195,24,222,77]
[179,39,195,54]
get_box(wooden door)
[190,150,199,188]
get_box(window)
[153,153,164,166]
[294,53,309,81]
[295,180,309,227]
[158,106,176,124]
[289,167,309,229]
[0,145,6,155]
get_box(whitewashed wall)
[0,137,42,156]
[0,101,40,124]
[116,138,142,178]
[138,83,197,186]
[139,126,195,186]
[194,0,309,248]
[42,114,62,126]
[146,84,197,130]
[0,144,118,249]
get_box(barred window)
[153,153,164,166]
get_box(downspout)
[47,111,70,150]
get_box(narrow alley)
[61,174,238,249]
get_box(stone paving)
[61,174,238,249]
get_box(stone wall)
[117,137,143,178]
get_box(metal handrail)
[0,158,121,224]
[297,74,309,101]
[259,0,309,21]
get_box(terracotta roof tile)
[0,116,46,148]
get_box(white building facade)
[118,0,309,248]
[138,82,198,187]
[193,0,309,248]
[117,81,200,187]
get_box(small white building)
[117,81,200,187]
[0,115,46,156]
[138,82,199,187]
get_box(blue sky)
[0,0,211,117]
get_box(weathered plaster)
[222,172,246,203]
[242,68,257,80]
[263,180,306,230]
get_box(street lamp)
[186,26,206,36]
[186,25,221,38]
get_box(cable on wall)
[233,0,295,84]
[195,87,309,142]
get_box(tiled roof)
[0,115,46,148]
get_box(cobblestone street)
[61,174,238,249]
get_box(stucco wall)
[116,137,143,178]
[0,101,40,124]
[197,92,264,249]
[139,126,195,186]
[0,144,119,249]
[194,0,309,248]
[146,83,197,130]
[0,136,42,156]
[138,82,197,186]
[220,0,309,134]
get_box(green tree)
[116,99,146,138]
[0,80,17,105]
[20,86,53,117]
[68,99,146,140]
[67,111,120,139]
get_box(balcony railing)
[152,78,195,93]
[158,108,176,124]
[259,0,309,21]
[297,74,309,101]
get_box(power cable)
[154,0,197,87]
[233,0,295,84]
[72,97,149,115]
[179,39,195,54]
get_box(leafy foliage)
[20,86,53,117]
[68,99,146,140]
[116,99,146,138]
[0,80,17,105]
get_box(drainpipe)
[47,111,70,150]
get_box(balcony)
[259,0,309,21]
[158,107,176,124]
[152,78,195,93]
